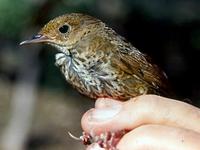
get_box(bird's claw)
[68,131,126,150]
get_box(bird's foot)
[55,53,67,67]
[68,130,126,150]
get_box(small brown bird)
[20,13,171,101]
[20,13,172,149]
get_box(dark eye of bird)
[59,25,69,33]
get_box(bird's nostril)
[32,34,42,39]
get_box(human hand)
[81,95,200,150]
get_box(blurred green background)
[0,0,200,149]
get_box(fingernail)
[90,102,122,122]
[95,98,122,109]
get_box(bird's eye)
[59,25,69,33]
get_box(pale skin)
[81,95,200,150]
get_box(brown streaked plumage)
[20,13,171,101]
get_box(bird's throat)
[49,43,72,57]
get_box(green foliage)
[0,0,35,38]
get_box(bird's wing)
[111,39,171,96]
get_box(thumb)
[81,97,147,135]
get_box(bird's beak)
[20,34,50,46]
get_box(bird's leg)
[55,53,67,67]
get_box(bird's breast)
[56,49,123,99]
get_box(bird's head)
[20,13,103,52]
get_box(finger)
[117,124,200,150]
[86,143,105,150]
[81,95,200,135]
